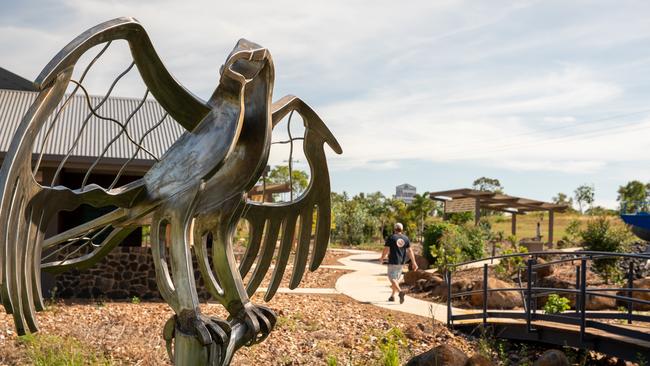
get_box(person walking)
[379,222,417,304]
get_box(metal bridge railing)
[445,251,650,346]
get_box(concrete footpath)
[333,250,465,322]
[256,248,466,322]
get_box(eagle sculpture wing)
[238,95,342,302]
[0,17,212,335]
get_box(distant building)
[395,183,416,204]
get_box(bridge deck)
[454,317,650,360]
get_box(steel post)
[575,264,580,314]
[446,269,452,328]
[526,258,533,332]
[579,258,587,344]
[483,263,488,325]
[627,264,634,325]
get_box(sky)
[2,0,650,208]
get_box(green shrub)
[462,224,488,260]
[422,222,456,264]
[444,211,473,225]
[431,227,466,272]
[424,222,487,271]
[131,296,141,304]
[544,294,571,314]
[566,219,582,238]
[580,216,633,283]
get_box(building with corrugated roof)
[0,67,293,299]
[0,68,186,246]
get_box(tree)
[472,177,503,193]
[266,165,309,198]
[387,198,416,237]
[552,192,574,210]
[331,192,369,245]
[361,192,392,242]
[574,184,595,214]
[617,180,649,212]
[408,192,436,243]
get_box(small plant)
[131,296,141,304]
[496,340,508,365]
[544,294,571,314]
[48,286,58,304]
[517,343,531,366]
[275,315,297,331]
[95,296,106,308]
[494,246,528,280]
[326,355,338,366]
[474,326,496,360]
[638,352,648,366]
[379,327,405,366]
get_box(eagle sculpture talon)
[163,313,233,365]
[230,303,277,346]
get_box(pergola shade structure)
[429,188,568,246]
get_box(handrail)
[446,251,650,349]
[451,288,650,306]
[449,250,650,268]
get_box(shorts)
[387,264,403,281]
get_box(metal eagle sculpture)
[0,17,341,365]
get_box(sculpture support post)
[175,330,208,365]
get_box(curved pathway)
[333,249,462,322]
[332,246,586,321]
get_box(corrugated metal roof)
[0,88,184,162]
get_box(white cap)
[394,222,403,231]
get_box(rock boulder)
[406,344,468,366]
[522,258,554,279]
[466,354,494,366]
[470,278,522,309]
[533,349,569,366]
[404,270,441,286]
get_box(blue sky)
[3,0,650,208]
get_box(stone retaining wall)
[54,246,214,300]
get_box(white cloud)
[3,0,650,205]
[319,64,631,174]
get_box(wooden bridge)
[446,251,650,360]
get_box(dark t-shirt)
[384,233,410,265]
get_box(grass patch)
[18,333,111,366]
[276,315,298,331]
[487,212,627,245]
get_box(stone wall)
[54,246,214,300]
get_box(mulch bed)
[0,294,476,365]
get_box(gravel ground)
[0,294,475,365]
